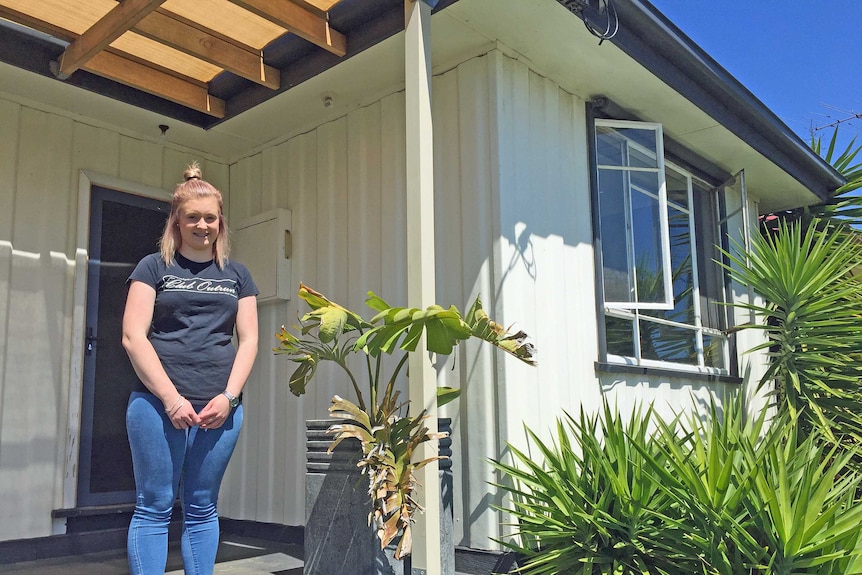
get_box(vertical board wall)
[0,47,768,548]
[0,97,229,541]
[220,49,607,549]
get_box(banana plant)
[274,283,536,558]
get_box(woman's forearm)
[224,337,258,397]
[122,334,180,407]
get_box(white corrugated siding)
[0,46,771,549]
[0,97,228,541]
[219,95,414,526]
[222,49,605,548]
[432,51,604,548]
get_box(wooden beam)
[135,10,280,89]
[57,0,167,79]
[302,0,342,12]
[0,6,225,117]
[85,50,225,117]
[0,5,77,43]
[404,0,441,573]
[229,0,347,57]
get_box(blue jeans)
[126,391,243,575]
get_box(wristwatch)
[222,391,240,408]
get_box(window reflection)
[595,120,730,373]
[639,320,697,365]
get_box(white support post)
[405,0,440,573]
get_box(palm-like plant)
[763,129,862,231]
[274,284,536,559]
[644,396,767,574]
[719,220,862,442]
[490,403,701,574]
[745,420,862,574]
[492,397,862,574]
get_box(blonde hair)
[159,162,230,268]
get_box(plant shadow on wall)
[274,284,536,560]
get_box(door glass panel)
[78,186,168,505]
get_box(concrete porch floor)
[0,534,512,575]
[0,534,305,575]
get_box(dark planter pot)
[304,418,454,575]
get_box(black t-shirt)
[128,252,258,404]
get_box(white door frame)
[61,170,171,518]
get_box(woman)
[122,163,259,575]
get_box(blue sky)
[649,1,862,155]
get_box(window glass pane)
[596,125,658,168]
[693,181,727,331]
[616,128,658,168]
[630,170,660,197]
[639,319,697,365]
[596,126,626,166]
[598,169,632,303]
[630,184,666,304]
[606,315,635,357]
[628,146,658,170]
[670,206,695,320]
[703,334,727,369]
[666,167,689,211]
[644,205,694,324]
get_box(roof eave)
[578,0,846,202]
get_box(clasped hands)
[165,394,232,430]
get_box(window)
[594,120,731,372]
[595,121,673,309]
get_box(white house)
[0,0,844,569]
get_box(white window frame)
[595,119,674,310]
[602,158,730,373]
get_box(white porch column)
[405,0,440,573]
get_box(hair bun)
[183,162,203,181]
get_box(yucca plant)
[744,418,862,574]
[719,219,862,442]
[643,395,767,574]
[493,397,862,574]
[490,402,702,574]
[762,129,862,231]
[274,284,536,559]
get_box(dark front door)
[77,186,169,506]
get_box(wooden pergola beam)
[56,0,168,79]
[85,50,226,118]
[0,5,76,43]
[0,5,226,118]
[229,0,347,57]
[135,10,280,90]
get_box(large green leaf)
[465,295,538,366]
[274,285,536,559]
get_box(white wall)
[0,45,771,549]
[217,48,606,548]
[0,96,228,541]
[432,50,605,548]
[219,92,414,526]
